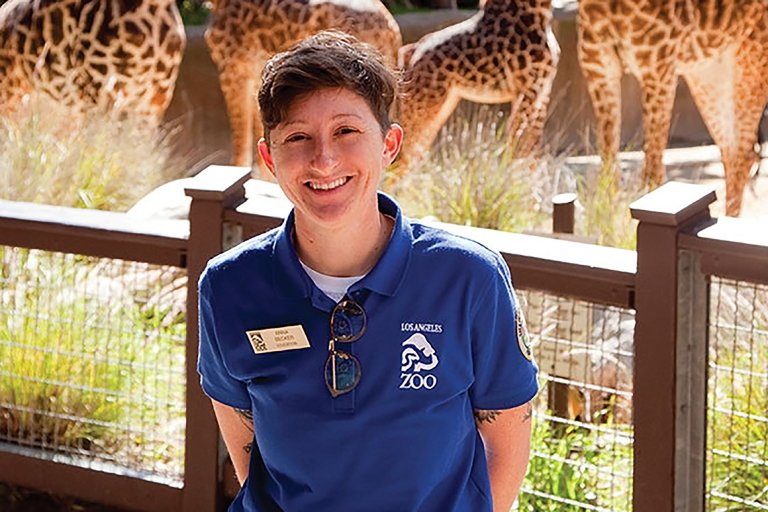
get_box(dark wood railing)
[0,165,765,511]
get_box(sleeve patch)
[515,298,533,361]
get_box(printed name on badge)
[245,325,311,354]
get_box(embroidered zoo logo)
[400,333,439,390]
[247,331,268,353]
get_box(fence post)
[549,193,577,420]
[183,165,251,512]
[674,248,708,512]
[552,192,576,235]
[629,182,716,512]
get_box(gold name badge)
[245,325,311,354]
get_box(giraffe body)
[578,0,768,216]
[205,0,402,169]
[396,0,560,172]
[0,0,186,126]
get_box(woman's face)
[258,87,402,233]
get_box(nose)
[310,138,338,173]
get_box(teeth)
[309,177,347,190]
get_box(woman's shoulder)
[202,227,281,281]
[408,219,507,273]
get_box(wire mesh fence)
[0,246,187,486]
[516,290,635,512]
[518,291,634,512]
[707,278,768,511]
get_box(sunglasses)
[324,298,367,398]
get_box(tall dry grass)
[0,95,186,211]
[385,103,645,249]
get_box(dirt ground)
[568,144,768,221]
[0,483,128,512]
[659,144,768,221]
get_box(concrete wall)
[164,10,722,175]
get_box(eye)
[284,133,308,143]
[336,126,360,136]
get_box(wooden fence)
[0,165,765,511]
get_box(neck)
[293,206,394,278]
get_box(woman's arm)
[211,399,255,485]
[475,401,534,511]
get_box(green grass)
[387,4,432,15]
[0,94,189,474]
[519,415,633,511]
[706,281,768,510]
[0,248,186,473]
[177,0,210,25]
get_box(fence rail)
[0,201,192,510]
[0,199,188,265]
[0,166,766,511]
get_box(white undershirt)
[299,260,366,303]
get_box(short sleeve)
[469,255,538,410]
[197,269,251,409]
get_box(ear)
[382,123,403,168]
[257,138,276,177]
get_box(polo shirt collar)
[271,192,412,300]
[350,193,411,297]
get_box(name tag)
[245,325,311,354]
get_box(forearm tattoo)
[235,408,254,454]
[523,402,533,422]
[474,409,500,424]
[474,403,534,425]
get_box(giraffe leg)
[217,62,256,168]
[506,23,559,158]
[637,65,677,188]
[0,72,29,118]
[506,60,558,158]
[395,83,458,176]
[250,60,271,179]
[577,22,623,174]
[727,36,768,216]
[683,48,739,214]
[683,41,767,217]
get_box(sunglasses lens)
[331,300,366,342]
[325,351,361,397]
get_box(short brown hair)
[258,31,397,144]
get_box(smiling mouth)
[306,177,349,191]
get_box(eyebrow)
[280,112,366,129]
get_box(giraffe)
[395,0,560,173]
[577,0,768,216]
[205,0,402,170]
[0,0,186,126]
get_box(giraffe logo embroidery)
[400,333,439,390]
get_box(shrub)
[0,95,185,211]
[0,248,186,473]
[386,104,573,234]
[386,103,645,249]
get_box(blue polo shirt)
[198,193,538,512]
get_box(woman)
[198,30,538,511]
